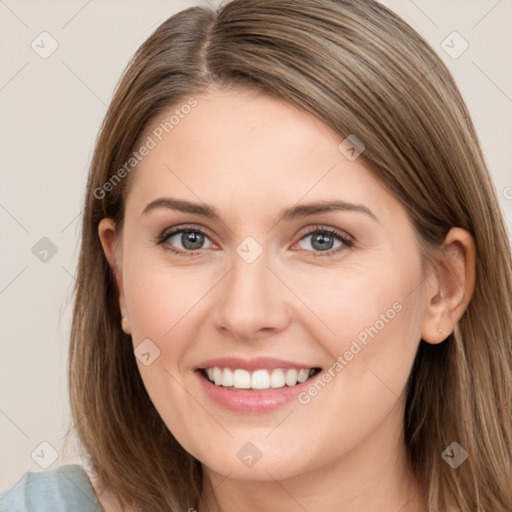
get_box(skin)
[97,87,475,512]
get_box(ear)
[98,218,131,335]
[421,227,476,344]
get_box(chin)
[199,448,310,482]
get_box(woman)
[1,0,511,511]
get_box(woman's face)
[100,88,434,482]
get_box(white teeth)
[297,368,310,383]
[233,369,251,389]
[213,367,223,386]
[251,369,270,389]
[203,367,316,390]
[285,369,298,386]
[222,368,233,387]
[270,368,286,388]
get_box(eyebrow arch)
[141,197,379,223]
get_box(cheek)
[123,260,213,344]
[121,263,207,441]
[291,258,424,398]
[287,260,411,344]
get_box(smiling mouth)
[198,367,322,391]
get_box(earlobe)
[421,227,476,345]
[98,218,131,335]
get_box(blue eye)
[296,227,352,256]
[156,226,214,256]
[155,225,353,258]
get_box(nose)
[211,252,292,343]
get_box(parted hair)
[67,0,512,510]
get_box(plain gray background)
[1,0,511,489]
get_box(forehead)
[125,89,397,226]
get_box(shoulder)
[0,464,103,512]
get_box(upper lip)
[196,357,321,372]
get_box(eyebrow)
[141,197,379,223]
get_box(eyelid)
[155,223,354,257]
[292,225,353,257]
[155,224,217,250]
[295,224,353,243]
[156,223,214,241]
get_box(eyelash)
[155,224,354,258]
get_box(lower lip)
[194,370,317,413]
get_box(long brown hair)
[67,0,512,510]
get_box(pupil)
[182,231,204,250]
[312,233,333,251]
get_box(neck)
[198,399,428,512]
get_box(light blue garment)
[0,464,103,512]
